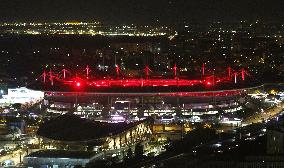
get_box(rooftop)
[26,150,96,159]
[37,114,151,142]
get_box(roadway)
[0,149,26,167]
[242,100,284,125]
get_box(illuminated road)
[0,149,26,166]
[242,100,284,125]
[0,148,40,167]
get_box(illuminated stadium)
[28,64,262,117]
[29,64,259,92]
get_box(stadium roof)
[37,114,152,142]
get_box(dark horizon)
[1,0,284,25]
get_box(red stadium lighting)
[173,63,177,78]
[206,81,212,86]
[202,63,205,76]
[76,82,81,87]
[38,65,252,90]
[241,68,245,81]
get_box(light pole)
[19,151,22,163]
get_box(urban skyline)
[0,1,284,168]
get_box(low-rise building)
[24,150,103,168]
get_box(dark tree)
[175,107,182,117]
[127,147,133,159]
[134,143,144,159]
[137,108,144,119]
[101,106,110,118]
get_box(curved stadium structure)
[27,65,263,118]
[37,114,153,151]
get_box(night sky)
[0,0,284,24]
